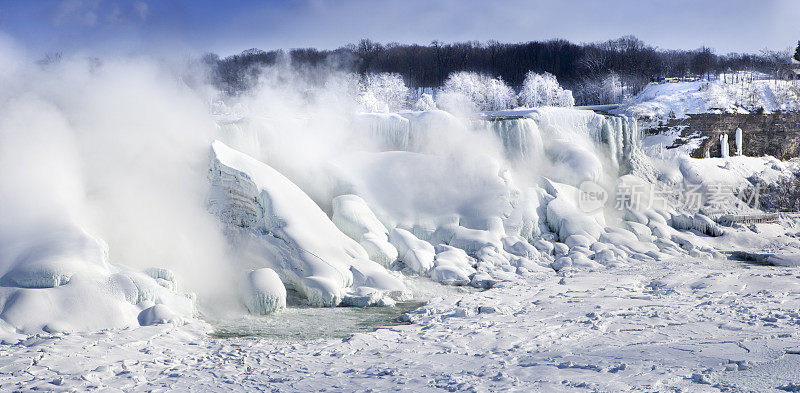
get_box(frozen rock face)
[210,140,356,300]
[241,268,286,315]
[209,140,407,307]
[331,194,398,266]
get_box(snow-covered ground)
[2,254,800,392]
[619,78,800,119]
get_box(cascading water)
[356,108,649,185]
[356,113,410,151]
[477,118,544,163]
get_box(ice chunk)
[432,224,503,255]
[551,256,572,271]
[600,227,659,255]
[434,245,475,270]
[241,268,286,315]
[534,239,555,255]
[349,258,409,299]
[342,287,389,307]
[502,236,540,259]
[300,276,343,307]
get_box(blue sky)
[1,0,799,56]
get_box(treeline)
[204,36,785,104]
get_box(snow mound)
[543,179,605,241]
[1,227,111,288]
[0,226,195,338]
[138,304,181,326]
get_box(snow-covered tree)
[438,71,516,111]
[358,73,409,112]
[356,90,384,112]
[485,77,516,110]
[518,71,575,107]
[413,93,437,111]
[794,40,800,62]
[601,73,623,103]
[575,72,623,105]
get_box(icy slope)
[619,79,800,119]
[208,140,408,306]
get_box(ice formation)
[478,118,544,163]
[720,133,730,158]
[208,140,408,307]
[735,128,743,156]
[241,268,286,315]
